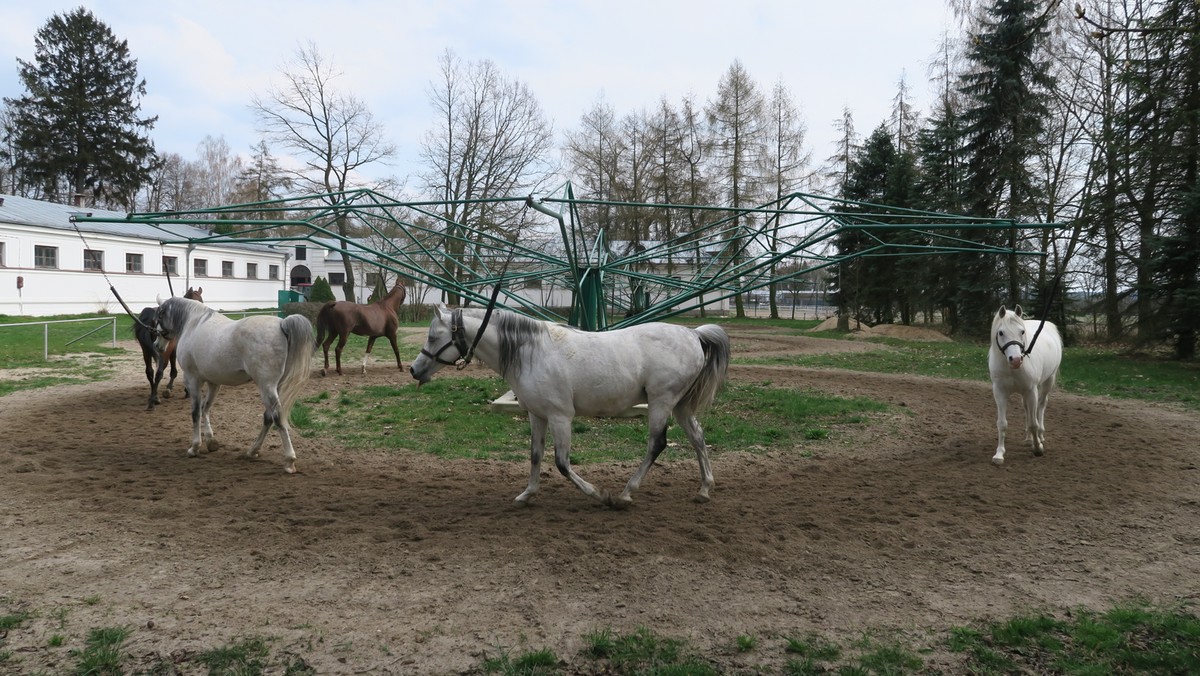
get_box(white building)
[0,194,290,316]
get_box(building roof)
[0,193,280,254]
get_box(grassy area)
[741,335,1200,410]
[294,377,889,462]
[3,596,1197,674]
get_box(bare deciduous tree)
[252,41,396,300]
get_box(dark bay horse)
[315,282,407,376]
[135,286,202,410]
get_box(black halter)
[419,283,504,370]
[996,334,1026,356]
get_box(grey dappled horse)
[409,305,730,507]
[155,296,314,473]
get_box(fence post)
[44,323,49,361]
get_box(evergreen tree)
[956,0,1055,334]
[1137,0,1200,358]
[309,276,336,303]
[3,8,156,208]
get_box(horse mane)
[163,295,214,333]
[461,308,546,377]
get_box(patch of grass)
[736,634,756,653]
[81,595,101,606]
[480,646,559,675]
[0,610,32,630]
[49,634,66,647]
[950,601,1200,675]
[742,337,1200,409]
[70,625,131,675]
[0,314,127,370]
[582,626,715,674]
[302,377,888,462]
[196,636,271,674]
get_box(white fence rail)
[0,316,118,361]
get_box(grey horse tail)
[278,314,316,420]
[680,324,730,414]
[313,301,337,352]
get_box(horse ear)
[1014,304,1024,317]
[156,294,164,306]
[998,305,1007,317]
[434,303,451,322]
[196,286,202,294]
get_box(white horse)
[988,304,1062,466]
[409,305,730,507]
[154,296,315,473]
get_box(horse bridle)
[996,333,1026,357]
[419,283,503,370]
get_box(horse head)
[993,305,1027,369]
[409,304,466,386]
[185,286,204,302]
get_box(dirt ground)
[2,325,1199,674]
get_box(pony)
[988,304,1062,466]
[134,286,203,410]
[154,295,315,473]
[315,282,407,376]
[409,305,730,507]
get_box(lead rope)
[69,215,160,335]
[456,278,504,369]
[1023,266,1065,357]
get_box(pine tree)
[309,277,336,303]
[3,8,156,208]
[956,0,1055,335]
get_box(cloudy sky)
[1,0,957,192]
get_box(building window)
[295,245,307,261]
[365,272,381,288]
[0,242,5,267]
[35,245,58,269]
[525,279,542,290]
[222,261,234,278]
[329,272,345,286]
[84,249,104,271]
[163,256,178,276]
[194,259,208,277]
[126,253,143,273]
[247,263,258,279]
[269,265,280,280]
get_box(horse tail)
[680,324,731,414]
[277,314,316,420]
[314,301,337,351]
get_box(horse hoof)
[1033,448,1045,457]
[207,440,220,452]
[320,368,327,377]
[991,456,1005,466]
[694,493,711,504]
[284,463,297,474]
[610,496,633,510]
[161,391,172,399]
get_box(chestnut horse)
[315,282,407,376]
[134,286,202,409]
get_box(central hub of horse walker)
[490,390,647,417]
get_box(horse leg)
[1035,372,1057,453]
[514,414,548,505]
[249,384,297,473]
[184,376,206,457]
[387,332,403,370]
[334,334,349,375]
[200,383,221,452]
[676,408,715,502]
[143,352,158,410]
[320,335,334,377]
[163,350,178,398]
[549,415,610,506]
[617,406,672,507]
[991,382,1009,466]
[362,336,378,374]
[1024,387,1043,457]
